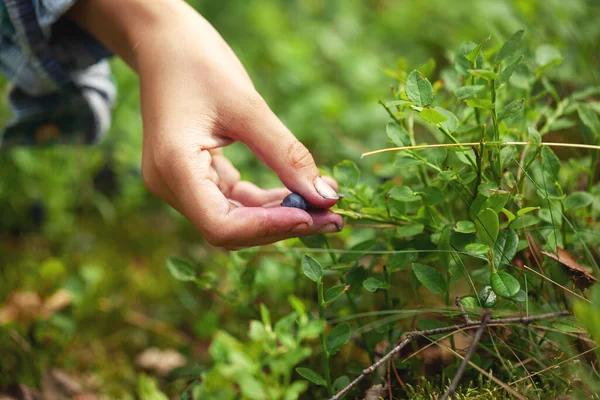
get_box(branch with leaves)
[330,307,572,400]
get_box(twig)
[361,141,600,158]
[455,297,473,324]
[440,312,491,400]
[431,336,527,400]
[329,310,571,400]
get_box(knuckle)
[285,140,315,172]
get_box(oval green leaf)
[302,255,323,283]
[326,323,351,355]
[296,367,327,387]
[412,263,447,295]
[491,271,520,298]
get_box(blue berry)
[281,193,309,211]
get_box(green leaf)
[501,208,516,223]
[339,240,376,263]
[491,271,520,298]
[138,374,169,400]
[466,35,491,62]
[260,303,271,328]
[475,208,499,246]
[333,160,360,187]
[498,99,524,122]
[510,215,540,230]
[166,257,197,282]
[325,285,347,304]
[496,30,525,63]
[296,367,327,387]
[435,107,459,133]
[422,186,445,206]
[541,146,561,181]
[468,69,498,81]
[388,251,417,271]
[516,206,540,218]
[388,185,418,201]
[406,70,434,106]
[528,127,541,145]
[301,255,323,283]
[454,85,485,100]
[493,229,519,268]
[565,192,594,211]
[300,234,327,249]
[578,104,600,136]
[536,45,562,68]
[465,98,494,110]
[454,221,476,234]
[461,296,480,309]
[387,121,412,147]
[326,323,351,355]
[333,376,350,392]
[395,155,423,168]
[499,55,523,84]
[362,277,391,292]
[396,223,424,237]
[512,290,527,303]
[465,243,490,256]
[420,108,447,124]
[412,263,447,295]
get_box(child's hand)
[69,0,343,249]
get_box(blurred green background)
[1,0,599,397]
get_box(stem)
[378,99,403,126]
[473,125,486,200]
[440,312,491,400]
[384,266,393,352]
[490,80,502,180]
[318,280,333,396]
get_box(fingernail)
[314,176,339,200]
[320,223,341,233]
[291,223,310,233]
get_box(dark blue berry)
[281,193,309,211]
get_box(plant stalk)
[318,279,333,395]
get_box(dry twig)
[440,312,491,400]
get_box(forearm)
[66,0,204,72]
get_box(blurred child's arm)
[68,0,342,248]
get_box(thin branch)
[455,297,473,324]
[440,312,491,400]
[329,310,571,400]
[431,335,527,400]
[361,141,600,158]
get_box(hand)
[69,0,343,249]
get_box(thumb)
[230,97,339,208]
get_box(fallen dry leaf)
[41,289,72,318]
[136,347,187,376]
[542,247,597,290]
[0,291,42,324]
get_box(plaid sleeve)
[0,0,116,147]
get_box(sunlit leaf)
[302,255,323,283]
[406,70,434,106]
[491,271,520,298]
